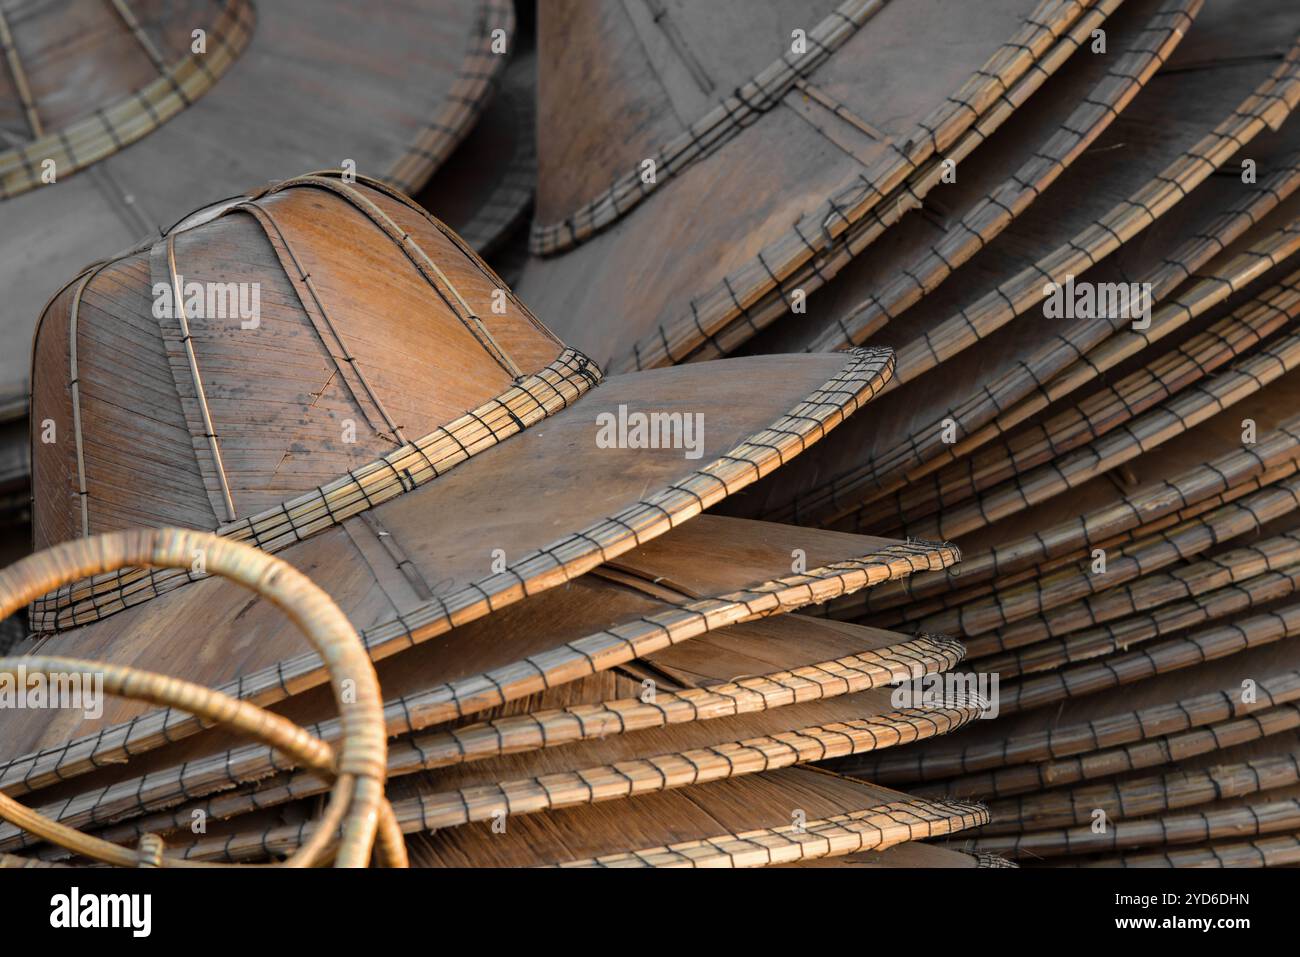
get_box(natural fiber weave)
[843,416,1300,616]
[381,0,516,195]
[921,701,1300,801]
[982,753,1300,833]
[976,562,1300,681]
[549,799,990,868]
[995,599,1300,715]
[163,696,987,863]
[74,632,966,848]
[972,796,1300,858]
[0,537,958,824]
[0,350,900,811]
[905,477,1300,648]
[1082,832,1300,867]
[860,153,1300,519]
[859,268,1300,533]
[0,620,963,847]
[30,348,598,631]
[879,669,1300,788]
[896,320,1300,542]
[0,529,397,868]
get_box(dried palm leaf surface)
[0,0,513,410]
[976,733,1300,834]
[968,782,1300,860]
[853,638,1300,789]
[400,767,989,868]
[1080,832,1300,867]
[0,171,991,865]
[667,0,1176,365]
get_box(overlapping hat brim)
[0,0,514,409]
[749,0,1199,359]
[707,0,1200,363]
[827,391,1300,639]
[856,641,1300,790]
[1081,832,1300,867]
[1,348,895,767]
[975,560,1300,688]
[755,33,1300,528]
[970,783,1300,860]
[845,241,1300,539]
[842,413,1300,622]
[0,518,961,840]
[922,370,1300,629]
[222,766,989,868]
[129,685,987,863]
[789,0,1291,358]
[981,738,1300,835]
[786,843,1015,869]
[922,692,1300,803]
[885,432,1300,650]
[169,639,976,828]
[516,0,1100,374]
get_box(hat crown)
[30,176,571,549]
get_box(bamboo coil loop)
[0,528,403,868]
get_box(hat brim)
[0,518,962,849]
[0,349,894,764]
[417,49,537,257]
[188,766,990,867]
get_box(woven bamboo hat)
[0,0,514,412]
[0,511,982,866]
[511,0,1106,373]
[3,172,899,762]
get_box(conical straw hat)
[0,0,514,410]
[722,0,1202,360]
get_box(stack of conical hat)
[757,0,1300,866]
[500,0,1300,868]
[9,0,1300,870]
[0,174,995,868]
